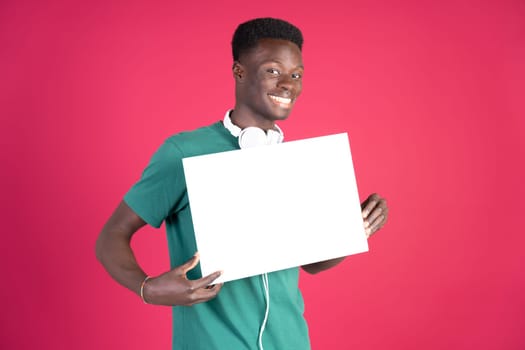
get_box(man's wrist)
[140,276,152,304]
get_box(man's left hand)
[361,193,389,238]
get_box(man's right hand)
[96,201,223,308]
[143,253,223,306]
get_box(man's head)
[231,18,303,62]
[231,18,304,129]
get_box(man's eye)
[267,68,280,75]
[292,73,302,79]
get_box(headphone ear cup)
[277,132,284,144]
[239,127,268,149]
[267,130,282,145]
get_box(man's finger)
[369,214,386,234]
[191,283,224,305]
[362,199,377,219]
[365,207,383,226]
[178,252,200,275]
[192,270,223,289]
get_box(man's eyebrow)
[263,59,305,69]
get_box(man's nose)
[277,74,294,93]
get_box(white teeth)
[269,95,292,104]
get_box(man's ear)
[232,61,244,82]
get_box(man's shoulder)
[163,120,235,157]
[166,122,220,145]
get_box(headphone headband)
[223,110,284,149]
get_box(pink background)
[1,0,524,349]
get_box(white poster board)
[182,133,368,283]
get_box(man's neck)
[230,107,276,131]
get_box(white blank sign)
[182,133,368,283]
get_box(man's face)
[234,38,304,124]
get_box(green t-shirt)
[124,121,310,350]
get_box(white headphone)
[223,110,277,350]
[223,110,284,149]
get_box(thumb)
[177,252,200,275]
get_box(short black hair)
[232,17,303,61]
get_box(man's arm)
[301,193,388,274]
[301,257,346,274]
[95,200,222,306]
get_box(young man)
[96,18,388,349]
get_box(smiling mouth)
[268,94,293,108]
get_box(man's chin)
[271,108,293,121]
[274,114,290,121]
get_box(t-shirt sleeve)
[124,139,186,228]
